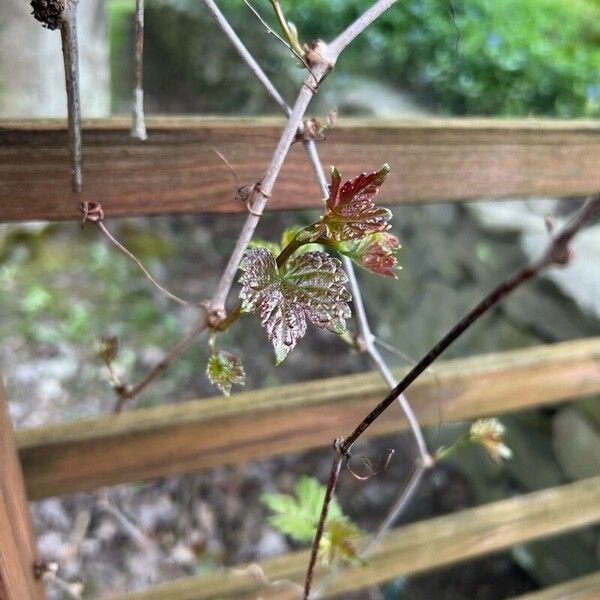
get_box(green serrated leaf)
[319,164,392,241]
[239,248,351,363]
[261,476,364,566]
[319,518,365,566]
[206,351,246,396]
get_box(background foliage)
[110,0,600,117]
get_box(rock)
[37,498,72,530]
[255,529,288,559]
[37,531,73,562]
[169,542,196,567]
[469,199,600,321]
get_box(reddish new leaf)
[338,231,401,277]
[239,248,351,363]
[320,164,392,241]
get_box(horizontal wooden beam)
[115,476,600,599]
[17,337,600,500]
[2,117,600,222]
[511,571,600,600]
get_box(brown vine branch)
[304,196,600,597]
[60,2,82,193]
[341,197,599,453]
[131,0,147,140]
[313,463,425,598]
[80,202,192,306]
[203,32,335,313]
[203,3,434,591]
[113,314,208,412]
[304,440,344,599]
[96,221,191,307]
[30,0,82,192]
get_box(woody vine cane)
[202,0,431,589]
[30,0,82,193]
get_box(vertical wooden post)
[0,381,45,599]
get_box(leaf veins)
[261,476,364,566]
[337,231,401,278]
[319,164,392,241]
[239,248,351,363]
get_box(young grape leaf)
[337,231,401,278]
[319,164,392,241]
[206,351,246,396]
[319,517,365,566]
[261,476,342,542]
[96,335,118,363]
[239,248,351,364]
[261,476,363,566]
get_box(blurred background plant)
[107,0,600,116]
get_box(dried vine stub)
[31,0,83,193]
[131,0,148,140]
[31,0,66,30]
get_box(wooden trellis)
[1,117,599,599]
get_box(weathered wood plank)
[114,476,600,599]
[0,382,45,599]
[17,337,600,500]
[511,571,600,600]
[1,117,600,222]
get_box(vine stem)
[96,221,191,307]
[131,0,147,140]
[203,0,434,592]
[328,0,398,58]
[113,315,208,412]
[60,1,82,193]
[304,441,344,599]
[206,56,332,314]
[341,197,599,453]
[312,463,425,599]
[303,196,600,597]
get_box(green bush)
[281,0,600,116]
[120,0,600,116]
